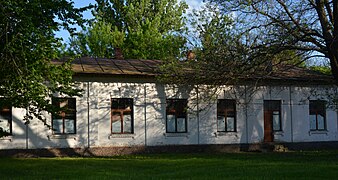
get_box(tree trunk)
[328,47,338,86]
[329,0,338,86]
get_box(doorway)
[263,100,281,142]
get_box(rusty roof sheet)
[265,65,333,83]
[52,57,160,76]
[51,57,334,83]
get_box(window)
[264,100,282,131]
[52,98,76,134]
[111,98,133,134]
[309,100,326,131]
[0,100,12,135]
[217,99,236,132]
[166,99,188,133]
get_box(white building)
[0,57,337,150]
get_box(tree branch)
[324,0,334,24]
[315,0,333,41]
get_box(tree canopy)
[159,2,301,86]
[0,0,85,136]
[209,0,338,85]
[68,0,188,60]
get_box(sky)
[55,0,204,43]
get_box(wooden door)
[263,110,273,142]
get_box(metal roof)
[265,65,334,83]
[52,57,160,76]
[52,57,334,83]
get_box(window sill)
[164,132,189,137]
[108,134,135,139]
[0,136,13,141]
[309,130,328,136]
[273,131,284,136]
[48,134,77,140]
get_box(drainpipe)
[87,82,90,148]
[336,87,338,140]
[25,122,28,149]
[25,107,29,149]
[144,85,147,147]
[289,86,294,143]
[245,85,249,144]
[196,86,200,145]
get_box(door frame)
[263,100,281,142]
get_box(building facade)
[0,58,337,149]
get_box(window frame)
[0,100,12,136]
[111,98,134,134]
[52,97,76,135]
[217,99,237,132]
[309,100,327,131]
[166,99,188,133]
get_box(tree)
[159,2,278,85]
[0,0,85,137]
[157,2,323,111]
[68,19,123,58]
[210,0,338,85]
[159,2,310,84]
[68,0,188,60]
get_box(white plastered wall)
[198,85,247,145]
[89,81,146,147]
[290,86,338,142]
[145,84,199,146]
[1,76,337,149]
[246,85,292,143]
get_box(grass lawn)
[1,151,338,179]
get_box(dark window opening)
[0,100,12,135]
[111,98,134,134]
[309,100,326,131]
[52,98,76,134]
[166,99,188,133]
[217,99,236,132]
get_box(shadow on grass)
[2,151,338,179]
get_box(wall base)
[1,142,338,157]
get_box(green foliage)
[0,127,10,137]
[68,0,188,60]
[123,18,186,60]
[310,66,332,75]
[68,20,124,58]
[190,3,234,50]
[0,0,84,135]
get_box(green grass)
[1,151,338,179]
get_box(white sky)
[55,0,204,43]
